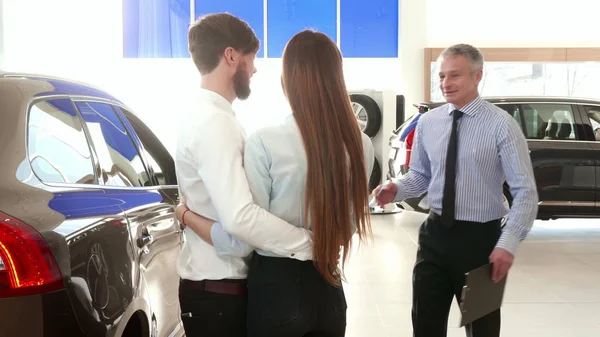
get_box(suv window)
[519,104,577,140]
[75,102,151,187]
[27,99,95,184]
[116,107,178,186]
[496,104,524,131]
[585,108,600,141]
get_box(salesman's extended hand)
[372,182,398,207]
[489,248,514,283]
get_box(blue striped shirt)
[393,96,538,255]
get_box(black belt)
[428,211,501,227]
[181,279,248,295]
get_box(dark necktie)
[441,109,464,227]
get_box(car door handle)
[137,234,153,248]
[148,219,175,232]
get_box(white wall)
[2,0,402,155]
[427,0,600,47]
[399,0,427,113]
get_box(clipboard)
[459,263,507,327]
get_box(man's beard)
[233,66,251,100]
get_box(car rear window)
[27,99,96,185]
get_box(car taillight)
[0,211,64,298]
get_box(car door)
[578,105,600,214]
[518,102,596,218]
[23,97,135,337]
[73,100,182,337]
[112,105,183,337]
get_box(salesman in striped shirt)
[374,44,538,337]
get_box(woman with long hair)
[175,29,374,337]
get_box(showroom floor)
[342,210,600,337]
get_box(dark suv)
[0,72,184,337]
[388,97,600,220]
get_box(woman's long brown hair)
[281,30,372,286]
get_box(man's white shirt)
[175,89,313,281]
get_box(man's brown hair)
[188,13,260,75]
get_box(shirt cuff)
[289,251,312,261]
[495,230,521,256]
[209,221,238,256]
[282,230,313,261]
[392,182,404,203]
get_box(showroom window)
[430,62,600,102]
[27,99,96,185]
[123,0,399,58]
[122,0,191,58]
[75,101,152,187]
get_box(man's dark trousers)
[178,278,247,337]
[412,212,502,337]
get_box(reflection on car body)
[0,72,184,337]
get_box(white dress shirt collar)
[447,95,484,117]
[199,88,235,116]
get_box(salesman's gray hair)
[439,44,484,72]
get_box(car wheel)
[350,94,382,138]
[369,157,381,193]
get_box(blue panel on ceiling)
[195,0,265,58]
[340,0,398,58]
[123,0,191,58]
[267,0,337,58]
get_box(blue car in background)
[387,103,429,212]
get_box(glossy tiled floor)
[342,210,600,337]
